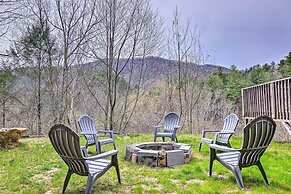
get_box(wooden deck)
[242,77,291,135]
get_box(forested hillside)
[0,0,290,140]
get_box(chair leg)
[113,142,116,150]
[257,161,269,185]
[175,136,178,143]
[198,143,202,152]
[85,174,94,194]
[162,137,165,142]
[209,148,215,176]
[96,142,102,154]
[62,170,73,194]
[112,154,121,184]
[232,166,244,189]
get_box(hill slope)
[82,56,230,85]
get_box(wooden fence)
[242,77,291,135]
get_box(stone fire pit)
[125,142,191,167]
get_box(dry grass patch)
[192,153,205,159]
[171,178,205,188]
[204,171,229,179]
[32,167,60,182]
[186,179,205,184]
[134,176,158,182]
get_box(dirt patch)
[192,153,205,159]
[32,173,45,180]
[171,179,180,184]
[21,137,47,143]
[225,188,252,193]
[117,189,132,194]
[44,190,55,194]
[204,171,228,179]
[186,179,205,184]
[171,178,205,187]
[134,176,158,182]
[141,184,163,191]
[47,168,59,174]
[32,168,60,181]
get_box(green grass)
[0,134,290,193]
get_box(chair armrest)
[216,132,235,135]
[209,144,238,152]
[172,126,181,136]
[85,150,118,160]
[154,125,163,133]
[98,130,113,134]
[81,146,89,157]
[213,132,235,143]
[97,130,114,138]
[81,131,96,135]
[201,130,221,138]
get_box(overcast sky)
[151,0,291,70]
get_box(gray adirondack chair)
[208,115,276,189]
[199,113,239,151]
[49,124,121,194]
[78,115,116,154]
[153,112,181,142]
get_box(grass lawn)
[0,134,290,193]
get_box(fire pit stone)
[125,142,192,167]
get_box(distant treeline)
[207,52,291,106]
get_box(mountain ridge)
[81,56,230,85]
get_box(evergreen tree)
[12,20,56,135]
[207,67,225,92]
[278,52,291,78]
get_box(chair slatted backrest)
[239,116,276,167]
[78,115,97,145]
[164,112,180,133]
[219,113,239,143]
[49,124,89,176]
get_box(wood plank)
[287,79,289,120]
[270,82,275,118]
[258,86,261,115]
[241,88,245,117]
[276,82,280,119]
[260,86,262,115]
[288,79,291,120]
[260,85,263,115]
[283,80,287,119]
[268,84,271,117]
[286,79,289,120]
[280,80,284,119]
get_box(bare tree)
[44,0,101,125]
[0,1,23,36]
[83,0,162,133]
[0,0,24,59]
[167,7,207,133]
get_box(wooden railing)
[242,77,291,135]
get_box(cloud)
[151,0,291,69]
